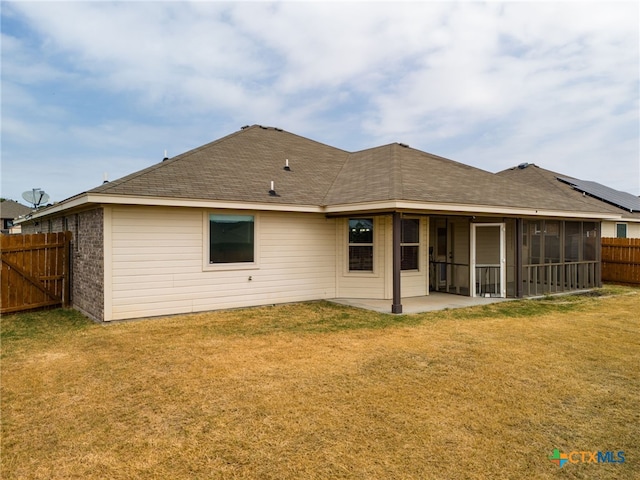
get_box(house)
[497,163,640,238]
[17,125,625,322]
[0,200,31,234]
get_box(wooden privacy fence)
[601,237,640,286]
[1,232,72,314]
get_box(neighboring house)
[497,163,640,238]
[17,125,625,322]
[0,200,31,234]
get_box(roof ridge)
[320,150,354,205]
[390,144,403,199]
[274,127,351,154]
[524,165,592,203]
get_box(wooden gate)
[601,237,640,286]
[1,232,72,314]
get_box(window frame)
[203,211,260,271]
[616,223,628,239]
[346,217,376,274]
[401,218,420,271]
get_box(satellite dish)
[22,188,50,209]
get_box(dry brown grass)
[2,286,639,479]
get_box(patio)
[330,292,511,314]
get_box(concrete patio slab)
[330,293,512,314]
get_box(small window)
[209,214,255,263]
[616,223,627,239]
[349,218,373,271]
[401,218,420,270]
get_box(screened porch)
[520,219,600,296]
[428,217,601,299]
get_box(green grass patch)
[1,308,93,343]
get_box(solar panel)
[557,176,640,212]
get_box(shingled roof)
[496,164,640,220]
[85,125,610,212]
[91,125,349,206]
[0,200,31,220]
[32,125,625,218]
[322,142,605,211]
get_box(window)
[616,223,627,239]
[209,214,255,264]
[349,218,373,271]
[401,218,420,270]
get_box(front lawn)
[2,286,638,479]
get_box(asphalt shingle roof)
[0,200,31,220]
[85,125,622,216]
[91,126,349,205]
[496,164,640,220]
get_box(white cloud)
[2,1,638,200]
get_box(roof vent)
[284,159,291,171]
[241,125,250,130]
[103,172,109,184]
[163,149,169,161]
[398,143,409,148]
[259,125,268,130]
[517,162,529,169]
[275,127,283,132]
[268,180,278,196]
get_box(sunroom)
[429,216,601,300]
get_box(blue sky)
[2,1,639,205]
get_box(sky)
[2,1,639,206]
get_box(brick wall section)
[21,208,104,321]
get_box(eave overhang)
[14,193,325,223]
[15,194,623,224]
[323,200,623,220]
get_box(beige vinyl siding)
[109,206,336,321]
[602,220,640,238]
[601,221,616,237]
[627,223,640,238]
[336,217,386,299]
